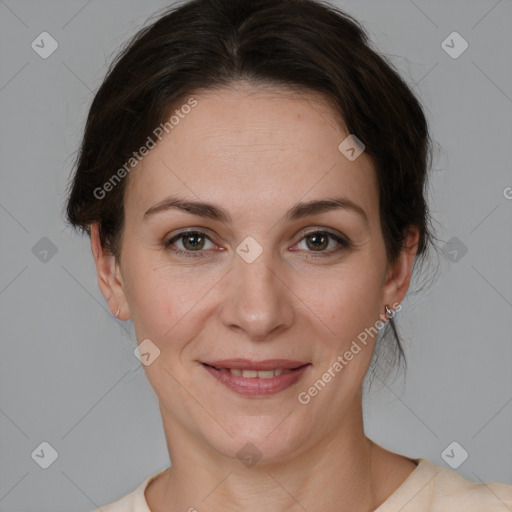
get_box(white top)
[91,458,512,511]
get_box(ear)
[90,223,129,321]
[381,226,420,312]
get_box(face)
[92,83,417,464]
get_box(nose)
[219,248,294,342]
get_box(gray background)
[1,0,511,510]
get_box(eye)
[164,228,351,259]
[164,230,217,258]
[294,230,351,257]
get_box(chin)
[202,415,313,467]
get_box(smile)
[200,359,311,396]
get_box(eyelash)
[163,229,352,259]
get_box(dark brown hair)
[65,0,437,385]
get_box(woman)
[65,0,512,510]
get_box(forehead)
[124,84,379,224]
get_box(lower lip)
[201,364,311,396]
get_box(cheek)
[121,257,174,336]
[312,263,383,327]
[301,275,384,375]
[122,256,214,344]
[129,275,181,337]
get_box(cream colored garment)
[92,458,512,512]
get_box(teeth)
[228,368,291,378]
[255,370,274,379]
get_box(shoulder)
[376,458,512,512]
[89,470,166,512]
[428,459,512,511]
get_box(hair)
[64,0,438,387]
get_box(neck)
[151,392,384,512]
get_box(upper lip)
[201,359,310,371]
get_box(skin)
[91,82,420,512]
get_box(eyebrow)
[143,195,368,226]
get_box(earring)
[385,305,396,320]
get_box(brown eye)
[305,232,329,251]
[296,230,351,257]
[164,230,216,257]
[181,232,206,251]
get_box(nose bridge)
[221,243,292,339]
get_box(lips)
[200,359,311,396]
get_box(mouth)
[200,359,311,396]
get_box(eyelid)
[298,226,344,238]
[293,227,351,253]
[165,227,216,242]
[296,226,350,244]
[165,228,218,247]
